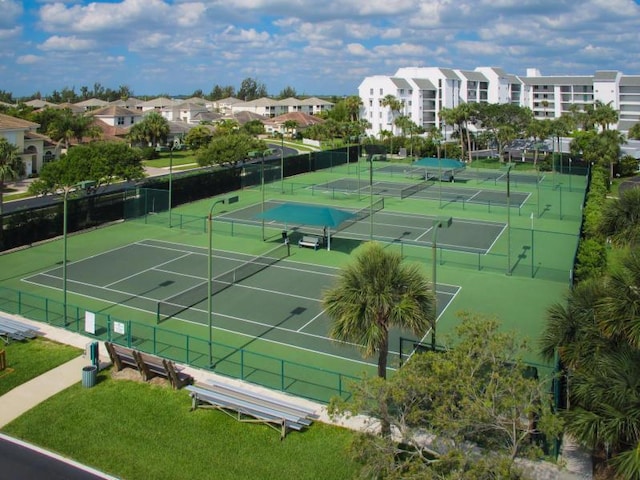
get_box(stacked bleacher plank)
[186,379,318,439]
[0,316,40,344]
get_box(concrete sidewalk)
[0,356,89,428]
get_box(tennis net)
[156,242,290,323]
[336,197,384,233]
[399,178,434,199]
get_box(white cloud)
[39,35,96,51]
[0,25,21,39]
[0,0,22,28]
[17,54,41,64]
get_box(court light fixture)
[207,195,239,368]
[431,216,452,351]
[501,163,514,276]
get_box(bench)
[298,235,322,250]
[0,316,40,344]
[186,381,318,439]
[104,342,193,389]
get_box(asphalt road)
[0,434,116,480]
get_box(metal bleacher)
[0,315,41,344]
[186,379,318,439]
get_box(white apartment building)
[359,67,640,138]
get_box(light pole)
[62,189,69,325]
[281,133,285,193]
[431,216,452,351]
[530,212,535,278]
[207,195,239,367]
[369,155,374,240]
[504,163,513,275]
[249,150,268,240]
[168,145,174,228]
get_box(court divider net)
[156,242,290,323]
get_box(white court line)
[22,274,398,371]
[415,226,434,242]
[297,310,325,332]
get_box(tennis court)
[21,238,460,367]
[372,162,543,186]
[309,177,530,208]
[220,200,505,254]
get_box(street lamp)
[207,195,239,367]
[431,216,452,351]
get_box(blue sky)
[2,0,640,99]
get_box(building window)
[379,88,383,95]
[130,117,135,124]
[117,117,125,125]
[370,88,373,95]
[369,99,373,106]
[399,89,404,95]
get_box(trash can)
[82,365,97,388]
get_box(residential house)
[0,113,57,176]
[160,102,209,124]
[87,106,144,141]
[263,112,324,136]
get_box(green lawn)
[144,151,199,168]
[0,338,81,396]
[2,372,360,480]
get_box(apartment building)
[359,67,640,138]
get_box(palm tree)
[525,119,552,168]
[592,100,619,132]
[344,95,362,122]
[282,120,298,139]
[540,251,640,478]
[144,111,170,146]
[323,242,435,380]
[599,188,640,247]
[0,137,21,215]
[380,94,403,154]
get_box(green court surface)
[0,162,586,400]
[21,237,459,368]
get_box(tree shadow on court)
[328,237,365,254]
[212,306,308,372]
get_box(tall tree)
[127,112,170,147]
[29,142,144,195]
[323,242,434,381]
[237,77,267,101]
[331,314,562,478]
[525,118,553,167]
[278,86,297,99]
[598,187,640,247]
[196,132,265,167]
[344,95,363,122]
[592,100,619,132]
[541,250,640,478]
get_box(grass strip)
[0,338,81,396]
[2,372,360,480]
